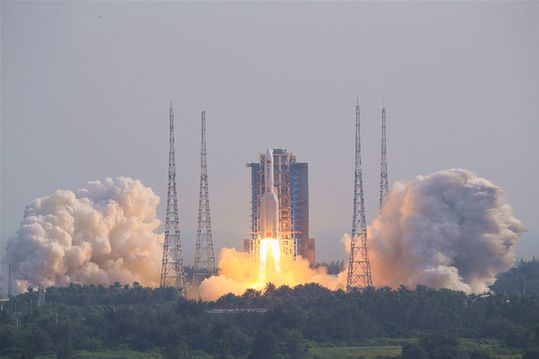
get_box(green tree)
[247,328,278,359]
[469,351,493,359]
[56,342,74,359]
[523,349,539,359]
[418,332,459,353]
[162,339,190,359]
[430,346,470,359]
[401,343,427,359]
[28,327,52,356]
[286,330,306,359]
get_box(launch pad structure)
[157,99,385,293]
[346,101,373,291]
[193,111,217,285]
[160,102,187,295]
[246,149,315,265]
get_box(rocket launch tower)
[246,149,315,265]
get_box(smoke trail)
[369,169,525,293]
[5,177,163,293]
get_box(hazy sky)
[2,1,538,263]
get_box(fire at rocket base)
[258,149,281,277]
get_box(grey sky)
[2,1,538,263]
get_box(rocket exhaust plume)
[5,177,163,293]
[197,149,348,300]
[198,248,346,301]
[369,169,526,293]
[5,169,523,298]
[199,169,524,300]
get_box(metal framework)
[160,101,186,295]
[379,106,388,212]
[252,150,295,258]
[193,111,216,285]
[246,152,314,264]
[346,100,373,291]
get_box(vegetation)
[491,259,539,296]
[307,344,402,359]
[1,261,539,358]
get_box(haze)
[2,2,538,263]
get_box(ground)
[21,338,523,359]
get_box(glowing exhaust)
[259,238,281,281]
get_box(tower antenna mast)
[160,101,186,295]
[346,100,373,291]
[193,110,216,285]
[379,105,388,212]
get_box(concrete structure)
[246,149,315,265]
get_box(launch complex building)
[160,101,382,294]
[245,149,316,266]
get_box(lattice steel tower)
[346,100,373,291]
[193,111,216,285]
[160,101,186,295]
[379,106,388,212]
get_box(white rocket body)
[260,149,280,239]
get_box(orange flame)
[197,246,346,301]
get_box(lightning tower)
[346,100,373,291]
[379,106,388,212]
[193,111,216,285]
[160,101,186,294]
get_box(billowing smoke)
[198,248,347,301]
[3,169,525,297]
[5,177,163,292]
[369,169,525,293]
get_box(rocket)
[260,149,280,239]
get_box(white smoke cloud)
[369,169,526,293]
[5,177,163,293]
[3,170,525,296]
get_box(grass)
[35,351,213,359]
[306,344,402,359]
[26,338,523,359]
[460,338,523,359]
[35,350,161,359]
[305,338,524,359]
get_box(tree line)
[0,260,538,359]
